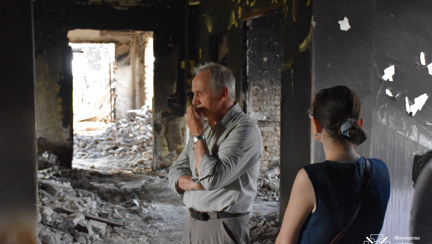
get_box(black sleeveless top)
[299,157,391,244]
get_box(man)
[168,62,263,244]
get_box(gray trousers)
[182,214,250,244]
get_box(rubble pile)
[37,168,186,244]
[37,106,281,243]
[37,167,280,243]
[257,161,280,202]
[74,107,153,165]
[250,211,279,244]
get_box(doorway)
[68,29,155,172]
[70,42,115,134]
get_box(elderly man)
[168,62,263,244]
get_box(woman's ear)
[359,118,364,128]
[312,117,323,134]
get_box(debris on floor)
[73,107,154,165]
[37,107,280,243]
[37,167,186,244]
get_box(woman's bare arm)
[276,169,316,244]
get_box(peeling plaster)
[418,52,432,75]
[385,89,394,97]
[405,93,429,116]
[284,4,289,19]
[382,65,395,81]
[299,29,312,52]
[385,89,400,99]
[204,14,213,33]
[228,10,238,29]
[427,63,432,75]
[338,17,351,31]
[420,52,426,65]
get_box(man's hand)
[186,105,204,136]
[178,175,205,192]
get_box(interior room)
[0,0,431,243]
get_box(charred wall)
[194,0,313,219]
[246,10,284,169]
[194,1,287,106]
[33,0,188,168]
[313,0,432,236]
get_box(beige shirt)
[168,104,263,213]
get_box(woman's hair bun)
[312,85,367,145]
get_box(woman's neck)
[323,139,361,163]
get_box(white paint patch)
[385,89,394,97]
[427,63,432,75]
[382,65,395,81]
[405,96,411,114]
[338,17,351,31]
[406,93,429,116]
[420,52,426,65]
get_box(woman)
[276,85,390,244]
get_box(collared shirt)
[168,103,263,213]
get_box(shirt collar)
[218,103,242,128]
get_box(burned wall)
[33,0,187,168]
[195,0,288,107]
[195,0,313,219]
[246,10,284,169]
[313,0,432,237]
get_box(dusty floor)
[38,158,279,243]
[37,110,280,243]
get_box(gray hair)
[194,62,236,101]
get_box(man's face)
[191,70,222,119]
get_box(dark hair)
[311,85,366,145]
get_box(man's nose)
[192,95,199,105]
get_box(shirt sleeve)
[197,121,262,190]
[168,140,193,194]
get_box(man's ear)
[220,87,229,101]
[359,118,364,128]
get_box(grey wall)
[313,0,432,237]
